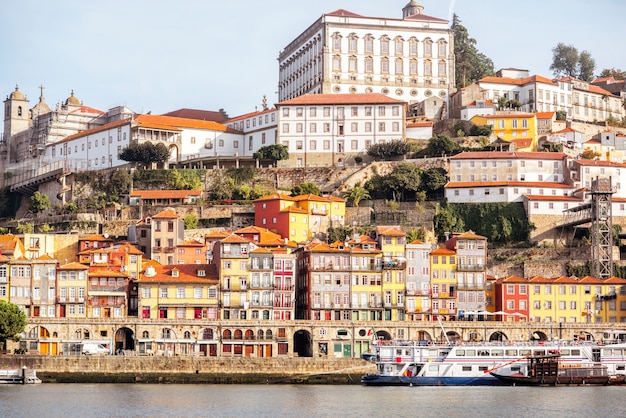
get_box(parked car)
[82,343,110,355]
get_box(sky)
[1,0,625,120]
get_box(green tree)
[580,149,601,159]
[326,226,354,244]
[421,167,448,198]
[253,144,289,166]
[16,223,34,233]
[599,68,626,80]
[366,139,412,160]
[578,50,596,82]
[0,300,27,350]
[291,182,321,196]
[382,163,422,201]
[426,135,460,157]
[406,228,426,243]
[469,124,492,137]
[342,184,370,207]
[168,169,203,190]
[30,191,50,214]
[207,171,235,201]
[556,110,568,121]
[452,14,495,88]
[119,142,170,166]
[183,213,199,230]
[550,43,596,81]
[433,206,465,241]
[550,43,580,77]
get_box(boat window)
[478,350,490,356]
[511,366,521,372]
[617,365,625,371]
[560,349,570,356]
[428,349,438,356]
[491,350,503,356]
[519,349,531,356]
[478,366,488,371]
[462,366,472,372]
[570,349,580,356]
[465,349,476,356]
[505,349,517,356]
[456,349,465,356]
[440,350,450,356]
[603,349,617,356]
[533,350,545,356]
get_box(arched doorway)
[294,329,312,357]
[375,330,393,342]
[489,331,509,342]
[114,327,135,354]
[446,331,461,343]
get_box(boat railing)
[373,339,599,349]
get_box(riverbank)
[0,355,374,384]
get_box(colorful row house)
[494,275,626,324]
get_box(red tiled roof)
[536,112,555,119]
[135,114,231,132]
[162,108,229,124]
[151,209,178,219]
[509,138,533,148]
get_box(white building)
[276,93,406,167]
[277,1,454,107]
[405,239,433,320]
[445,151,570,204]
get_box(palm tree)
[342,185,370,207]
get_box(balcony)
[382,259,406,270]
[456,264,485,272]
[274,284,295,291]
[311,263,348,271]
[457,283,485,290]
[164,247,175,253]
[351,263,382,272]
[152,246,162,252]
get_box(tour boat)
[361,332,626,386]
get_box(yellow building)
[376,226,407,322]
[137,264,219,320]
[213,233,253,320]
[429,246,457,321]
[527,276,626,324]
[254,193,346,244]
[471,113,538,151]
[57,262,89,318]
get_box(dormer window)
[197,270,206,277]
[172,269,179,277]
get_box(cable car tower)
[590,177,615,279]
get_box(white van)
[82,343,110,355]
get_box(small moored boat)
[490,353,625,386]
[0,367,42,384]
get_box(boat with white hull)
[361,333,626,386]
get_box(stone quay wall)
[0,356,374,384]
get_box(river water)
[1,384,625,417]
